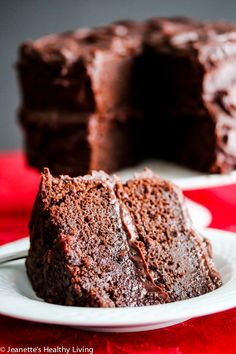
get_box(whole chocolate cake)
[17,17,236,175]
[26,168,222,307]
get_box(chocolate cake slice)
[26,168,222,307]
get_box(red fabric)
[0,151,236,354]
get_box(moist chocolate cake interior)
[131,44,216,169]
[116,173,220,300]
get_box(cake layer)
[17,17,236,174]
[26,168,222,307]
[19,109,141,176]
[116,170,221,299]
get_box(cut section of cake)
[141,18,236,172]
[26,168,222,307]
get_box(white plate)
[0,228,235,332]
[118,159,236,190]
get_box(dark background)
[1,0,236,150]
